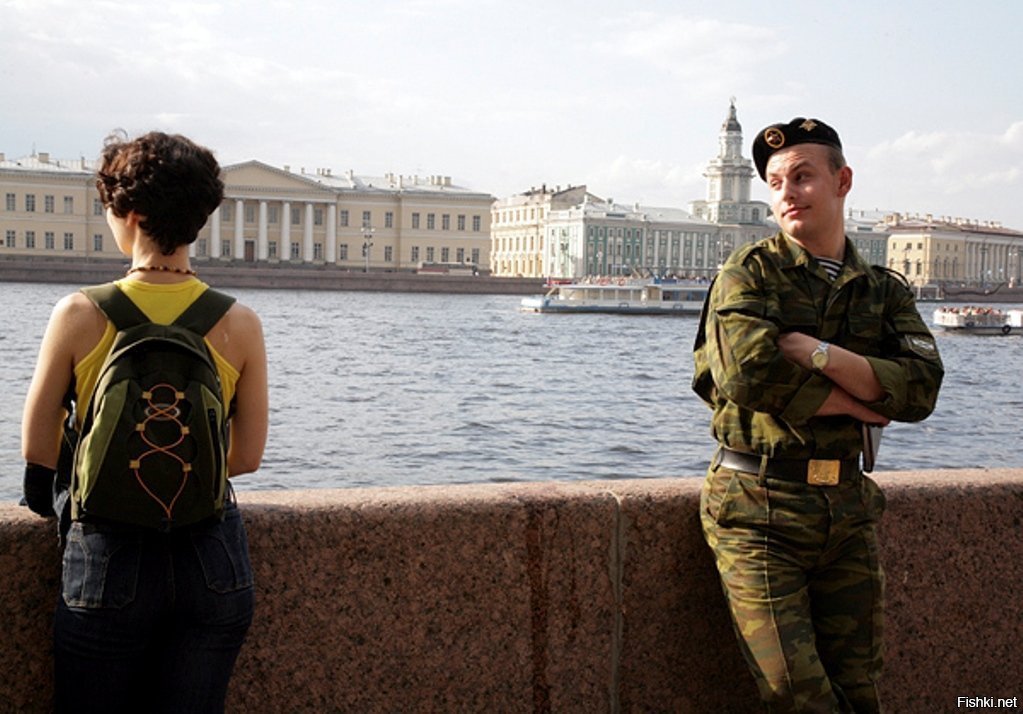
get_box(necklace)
[125,265,197,277]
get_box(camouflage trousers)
[700,462,887,713]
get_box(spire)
[721,97,741,133]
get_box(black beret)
[752,117,842,180]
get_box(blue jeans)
[54,501,254,714]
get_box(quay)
[0,255,545,295]
[1,469,1020,712]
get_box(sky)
[3,0,1022,229]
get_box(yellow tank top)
[72,278,240,429]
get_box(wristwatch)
[810,341,830,372]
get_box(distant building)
[881,213,1023,290]
[490,185,597,277]
[490,101,773,279]
[0,152,493,272]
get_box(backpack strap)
[81,283,150,330]
[81,283,236,336]
[174,288,236,335]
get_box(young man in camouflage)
[693,117,944,713]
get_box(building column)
[326,204,337,264]
[233,199,245,262]
[281,202,291,262]
[304,203,314,262]
[210,206,222,258]
[258,201,268,261]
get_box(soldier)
[692,117,944,712]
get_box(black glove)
[22,463,57,518]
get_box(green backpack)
[71,283,236,531]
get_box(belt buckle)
[807,459,841,486]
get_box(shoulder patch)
[906,334,938,357]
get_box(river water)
[1,281,1019,501]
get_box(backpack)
[70,283,236,531]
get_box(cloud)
[856,121,1023,224]
[593,12,787,92]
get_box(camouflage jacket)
[692,232,944,460]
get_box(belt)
[714,446,861,486]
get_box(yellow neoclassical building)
[0,152,493,272]
[882,213,1023,290]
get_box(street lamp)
[361,220,375,273]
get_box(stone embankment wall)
[2,470,1020,712]
[0,256,546,295]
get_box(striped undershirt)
[815,256,843,280]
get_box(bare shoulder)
[208,300,265,368]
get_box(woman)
[21,130,268,713]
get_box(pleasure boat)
[932,306,1023,335]
[520,278,709,316]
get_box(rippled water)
[1,281,1020,501]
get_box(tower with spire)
[690,99,768,226]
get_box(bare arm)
[22,294,105,467]
[218,304,269,477]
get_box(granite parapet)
[0,469,1020,712]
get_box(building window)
[4,230,14,248]
[441,247,450,262]
[93,199,103,216]
[427,213,435,230]
[64,196,74,214]
[411,246,419,262]
[45,231,54,249]
[426,247,435,262]
[290,242,300,259]
[340,210,349,227]
[268,241,277,259]
[385,211,394,228]
[93,234,103,252]
[222,240,231,257]
[471,248,480,265]
[245,205,256,223]
[412,213,420,229]
[291,207,301,226]
[456,247,465,263]
[221,205,233,222]
[339,243,349,260]
[5,193,14,211]
[362,210,371,226]
[384,246,393,262]
[314,208,323,226]
[26,231,35,248]
[442,214,450,230]
[313,243,323,260]
[458,214,466,231]
[196,238,207,256]
[26,194,36,212]
[268,206,279,224]
[472,215,481,232]
[45,195,55,213]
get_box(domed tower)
[690,99,766,226]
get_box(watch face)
[811,344,829,370]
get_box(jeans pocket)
[190,504,254,594]
[61,523,142,609]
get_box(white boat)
[932,306,1023,335]
[520,278,709,316]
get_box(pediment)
[222,160,334,197]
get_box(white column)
[258,201,268,261]
[303,203,314,262]
[210,206,222,258]
[281,202,291,262]
[326,204,337,264]
[233,199,244,262]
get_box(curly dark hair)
[96,131,224,255]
